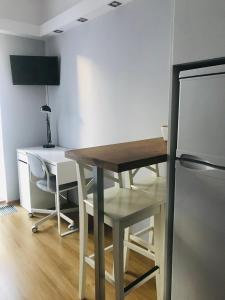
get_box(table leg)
[93,166,105,300]
[154,203,165,300]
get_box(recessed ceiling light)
[108,1,122,7]
[77,17,88,22]
[53,29,63,34]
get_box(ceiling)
[40,0,82,23]
[0,0,133,38]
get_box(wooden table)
[66,137,167,300]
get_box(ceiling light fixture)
[77,17,88,22]
[53,29,63,34]
[108,1,122,7]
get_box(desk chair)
[76,162,165,300]
[27,153,78,237]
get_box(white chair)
[126,164,161,267]
[27,153,78,237]
[76,162,165,300]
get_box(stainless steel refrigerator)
[172,65,225,300]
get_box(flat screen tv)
[10,55,60,85]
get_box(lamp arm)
[46,114,52,144]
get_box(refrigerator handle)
[180,154,205,163]
[179,159,213,171]
[179,154,224,172]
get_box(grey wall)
[173,0,225,64]
[0,0,43,25]
[0,105,7,200]
[46,0,172,154]
[0,34,46,200]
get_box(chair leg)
[124,227,130,272]
[32,211,57,227]
[55,192,61,236]
[79,209,88,299]
[113,222,124,300]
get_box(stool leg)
[154,204,165,300]
[113,222,124,300]
[155,164,160,177]
[124,227,130,272]
[149,217,154,250]
[128,170,134,186]
[79,209,88,299]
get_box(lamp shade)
[40,105,51,113]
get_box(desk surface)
[17,146,73,165]
[65,137,167,172]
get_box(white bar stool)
[76,162,165,300]
[126,164,161,264]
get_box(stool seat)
[85,178,165,222]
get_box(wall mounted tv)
[10,55,60,85]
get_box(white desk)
[17,146,77,212]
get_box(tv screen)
[10,55,60,85]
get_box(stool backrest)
[128,164,160,187]
[75,163,123,208]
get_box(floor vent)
[0,205,17,216]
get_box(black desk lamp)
[40,105,55,148]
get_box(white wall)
[0,34,46,200]
[46,0,172,234]
[173,0,225,64]
[46,0,171,151]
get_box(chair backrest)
[27,152,49,181]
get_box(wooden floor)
[0,205,157,300]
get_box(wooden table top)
[65,137,167,172]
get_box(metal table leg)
[93,166,105,300]
[154,203,165,300]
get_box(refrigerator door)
[172,160,225,300]
[177,72,225,167]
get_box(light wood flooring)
[0,205,156,300]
